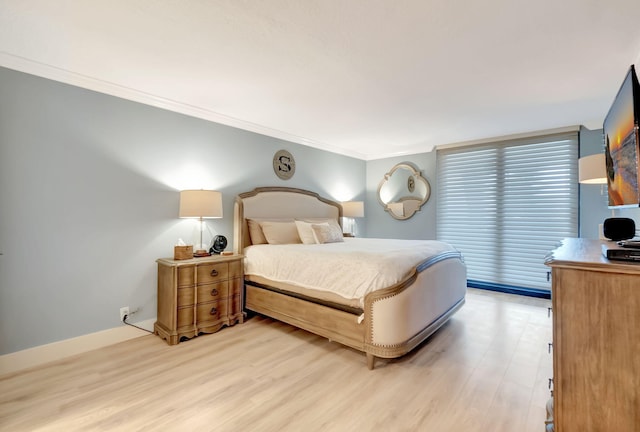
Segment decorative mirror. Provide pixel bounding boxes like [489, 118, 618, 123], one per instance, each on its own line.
[377, 162, 431, 220]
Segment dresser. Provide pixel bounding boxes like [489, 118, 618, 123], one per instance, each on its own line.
[154, 254, 244, 345]
[545, 238, 640, 432]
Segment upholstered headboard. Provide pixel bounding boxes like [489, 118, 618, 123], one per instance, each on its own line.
[233, 187, 342, 253]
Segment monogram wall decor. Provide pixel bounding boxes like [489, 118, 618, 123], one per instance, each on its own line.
[273, 149, 295, 180]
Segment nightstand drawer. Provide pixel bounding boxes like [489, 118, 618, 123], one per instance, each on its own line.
[229, 260, 242, 278]
[177, 306, 194, 328]
[229, 294, 242, 317]
[177, 287, 195, 307]
[197, 281, 228, 302]
[177, 266, 195, 287]
[196, 300, 228, 323]
[197, 262, 229, 284]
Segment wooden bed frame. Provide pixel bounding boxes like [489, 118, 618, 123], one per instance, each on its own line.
[233, 187, 467, 369]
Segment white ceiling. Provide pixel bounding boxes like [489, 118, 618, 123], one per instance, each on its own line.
[1, 1, 640, 160]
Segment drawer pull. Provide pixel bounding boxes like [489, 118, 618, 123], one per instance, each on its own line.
[210, 269, 218, 277]
[211, 288, 219, 296]
[210, 307, 217, 315]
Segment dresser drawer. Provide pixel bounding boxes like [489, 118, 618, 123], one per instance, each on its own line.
[197, 281, 228, 303]
[197, 262, 229, 284]
[177, 266, 195, 287]
[196, 300, 228, 323]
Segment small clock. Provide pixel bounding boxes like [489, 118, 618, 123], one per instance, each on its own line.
[209, 235, 228, 254]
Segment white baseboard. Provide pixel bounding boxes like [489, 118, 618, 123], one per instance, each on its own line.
[0, 319, 156, 376]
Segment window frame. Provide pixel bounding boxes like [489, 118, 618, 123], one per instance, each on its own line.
[436, 132, 579, 297]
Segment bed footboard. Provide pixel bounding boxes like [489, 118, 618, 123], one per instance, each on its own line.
[363, 255, 467, 367]
[244, 254, 466, 370]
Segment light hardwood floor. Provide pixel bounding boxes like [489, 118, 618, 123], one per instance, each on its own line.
[0, 288, 552, 431]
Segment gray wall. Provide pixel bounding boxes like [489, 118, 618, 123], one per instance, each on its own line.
[0, 67, 365, 355]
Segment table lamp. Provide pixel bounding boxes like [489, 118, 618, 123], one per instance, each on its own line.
[578, 153, 607, 184]
[342, 201, 364, 236]
[179, 190, 223, 256]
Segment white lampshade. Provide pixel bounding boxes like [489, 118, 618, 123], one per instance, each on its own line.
[578, 154, 607, 184]
[179, 190, 223, 218]
[342, 201, 364, 218]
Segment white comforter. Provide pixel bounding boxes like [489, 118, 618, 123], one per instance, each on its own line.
[244, 238, 458, 304]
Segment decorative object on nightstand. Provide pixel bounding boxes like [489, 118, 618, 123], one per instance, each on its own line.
[173, 245, 193, 260]
[154, 254, 244, 345]
[209, 234, 228, 254]
[179, 189, 223, 256]
[341, 201, 364, 236]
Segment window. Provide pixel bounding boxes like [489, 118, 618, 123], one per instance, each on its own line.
[436, 133, 579, 295]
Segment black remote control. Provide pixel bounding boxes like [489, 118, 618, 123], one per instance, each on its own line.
[617, 240, 640, 249]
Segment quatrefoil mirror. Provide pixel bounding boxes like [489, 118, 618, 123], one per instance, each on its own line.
[377, 162, 431, 220]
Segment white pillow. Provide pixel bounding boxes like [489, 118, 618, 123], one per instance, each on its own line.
[295, 220, 317, 244]
[299, 218, 342, 233]
[311, 223, 344, 244]
[260, 221, 302, 245]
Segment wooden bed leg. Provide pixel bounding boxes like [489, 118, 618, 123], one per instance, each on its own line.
[366, 353, 376, 370]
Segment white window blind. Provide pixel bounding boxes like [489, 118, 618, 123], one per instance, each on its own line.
[436, 133, 579, 293]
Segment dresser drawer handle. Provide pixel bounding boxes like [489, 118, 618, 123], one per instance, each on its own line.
[210, 269, 218, 277]
[210, 307, 217, 315]
[211, 288, 219, 296]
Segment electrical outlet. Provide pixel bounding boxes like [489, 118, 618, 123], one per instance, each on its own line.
[120, 306, 129, 322]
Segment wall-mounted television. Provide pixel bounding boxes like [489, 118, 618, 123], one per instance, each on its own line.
[604, 65, 640, 208]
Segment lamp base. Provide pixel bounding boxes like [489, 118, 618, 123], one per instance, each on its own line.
[193, 249, 211, 257]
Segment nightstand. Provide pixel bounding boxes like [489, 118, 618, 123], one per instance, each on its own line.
[154, 254, 244, 345]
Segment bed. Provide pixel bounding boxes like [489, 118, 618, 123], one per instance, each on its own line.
[233, 187, 467, 369]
